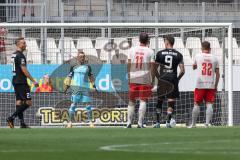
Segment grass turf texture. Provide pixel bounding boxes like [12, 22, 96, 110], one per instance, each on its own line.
[0, 127, 240, 160]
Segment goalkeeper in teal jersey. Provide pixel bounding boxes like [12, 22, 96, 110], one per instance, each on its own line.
[64, 51, 95, 128]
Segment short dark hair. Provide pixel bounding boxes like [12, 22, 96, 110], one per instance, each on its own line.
[202, 41, 211, 50]
[164, 36, 175, 46]
[15, 37, 25, 45]
[139, 32, 149, 44]
[78, 51, 85, 56]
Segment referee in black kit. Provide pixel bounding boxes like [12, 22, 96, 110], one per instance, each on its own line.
[7, 37, 39, 128]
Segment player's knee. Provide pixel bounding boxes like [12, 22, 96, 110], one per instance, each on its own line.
[194, 102, 201, 106]
[139, 100, 146, 104]
[26, 100, 32, 106]
[69, 103, 76, 113]
[16, 100, 22, 106]
[128, 101, 135, 107]
[139, 100, 146, 110]
[206, 103, 213, 110]
[167, 101, 175, 113]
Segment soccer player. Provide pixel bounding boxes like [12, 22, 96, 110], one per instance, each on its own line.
[7, 37, 39, 128]
[189, 41, 220, 128]
[152, 36, 185, 128]
[64, 51, 95, 128]
[126, 32, 154, 128]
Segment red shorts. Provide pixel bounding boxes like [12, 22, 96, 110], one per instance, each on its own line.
[194, 88, 216, 103]
[129, 83, 152, 101]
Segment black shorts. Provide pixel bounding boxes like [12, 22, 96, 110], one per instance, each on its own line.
[13, 84, 31, 101]
[157, 77, 179, 99]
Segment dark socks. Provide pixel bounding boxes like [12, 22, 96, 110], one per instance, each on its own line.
[10, 105, 21, 119]
[19, 104, 29, 124]
[156, 109, 161, 123]
[18, 112, 24, 124]
[10, 104, 29, 123]
[166, 113, 172, 123]
[156, 100, 163, 123]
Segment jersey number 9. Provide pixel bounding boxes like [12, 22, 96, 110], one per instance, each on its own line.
[165, 55, 173, 69]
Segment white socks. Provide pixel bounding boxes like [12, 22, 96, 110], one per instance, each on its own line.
[192, 103, 213, 126]
[206, 103, 213, 125]
[192, 104, 200, 126]
[138, 100, 146, 126]
[127, 101, 135, 125]
[127, 100, 147, 126]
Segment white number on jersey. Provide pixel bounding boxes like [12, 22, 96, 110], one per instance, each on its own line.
[164, 55, 173, 69]
[202, 62, 212, 76]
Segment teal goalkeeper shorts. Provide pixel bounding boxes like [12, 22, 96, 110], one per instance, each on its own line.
[71, 91, 91, 103]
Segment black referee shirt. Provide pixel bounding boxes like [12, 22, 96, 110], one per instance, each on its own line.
[12, 51, 28, 85]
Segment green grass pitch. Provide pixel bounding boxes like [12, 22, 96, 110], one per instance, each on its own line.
[0, 127, 240, 160]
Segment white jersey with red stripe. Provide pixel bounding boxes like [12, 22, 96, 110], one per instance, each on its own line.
[128, 45, 154, 84]
[194, 52, 219, 89]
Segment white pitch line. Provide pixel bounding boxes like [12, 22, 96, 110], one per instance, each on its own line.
[99, 140, 240, 155]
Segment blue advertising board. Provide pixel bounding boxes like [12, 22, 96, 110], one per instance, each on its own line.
[0, 64, 128, 92]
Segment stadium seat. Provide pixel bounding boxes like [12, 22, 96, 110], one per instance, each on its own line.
[176, 48, 192, 65]
[95, 37, 111, 50]
[58, 37, 78, 61]
[100, 49, 115, 62]
[114, 38, 129, 49]
[223, 37, 238, 48]
[205, 37, 221, 49]
[46, 38, 62, 64]
[149, 37, 165, 50]
[77, 37, 94, 49]
[83, 48, 98, 58]
[112, 53, 128, 64]
[186, 37, 201, 49]
[26, 50, 42, 64]
[232, 48, 240, 64]
[191, 48, 202, 59]
[118, 48, 130, 57]
[25, 38, 40, 51]
[211, 48, 223, 56]
[211, 48, 224, 65]
[173, 37, 185, 48]
[131, 37, 140, 47]
[25, 38, 42, 64]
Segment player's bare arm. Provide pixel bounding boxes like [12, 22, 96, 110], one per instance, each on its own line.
[150, 61, 155, 86]
[178, 62, 185, 81]
[151, 62, 160, 83]
[215, 68, 220, 90]
[21, 65, 38, 87]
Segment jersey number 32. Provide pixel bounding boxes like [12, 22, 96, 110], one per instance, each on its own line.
[202, 62, 212, 76]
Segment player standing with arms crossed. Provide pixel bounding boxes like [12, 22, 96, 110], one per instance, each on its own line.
[152, 36, 185, 128]
[126, 32, 154, 128]
[7, 37, 39, 128]
[189, 41, 220, 128]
